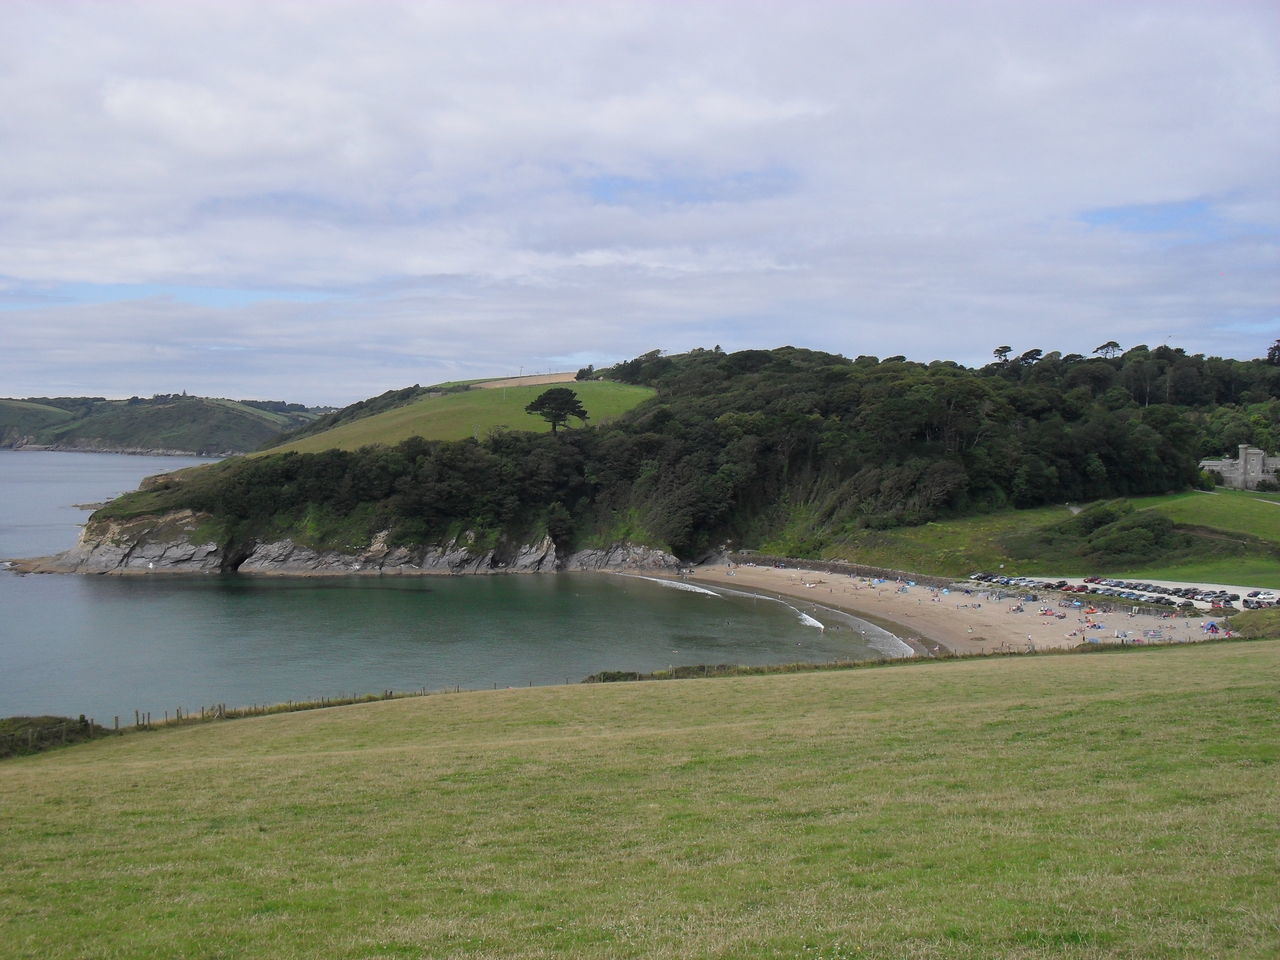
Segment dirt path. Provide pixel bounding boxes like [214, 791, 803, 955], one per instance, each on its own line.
[473, 373, 576, 389]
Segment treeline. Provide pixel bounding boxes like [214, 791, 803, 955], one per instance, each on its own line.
[107, 344, 1280, 562]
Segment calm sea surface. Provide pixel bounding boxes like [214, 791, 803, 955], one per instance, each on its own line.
[0, 450, 908, 720]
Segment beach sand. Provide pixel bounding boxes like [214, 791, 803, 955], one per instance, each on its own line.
[686, 563, 1213, 657]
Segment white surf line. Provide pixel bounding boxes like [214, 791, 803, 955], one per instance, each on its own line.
[704, 582, 917, 655]
[865, 631, 917, 659]
[790, 599, 915, 657]
[619, 574, 724, 597]
[616, 573, 823, 627]
[615, 573, 916, 653]
[672, 578, 823, 628]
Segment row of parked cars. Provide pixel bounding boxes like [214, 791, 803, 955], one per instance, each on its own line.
[967, 573, 1277, 610]
[1081, 577, 1278, 610]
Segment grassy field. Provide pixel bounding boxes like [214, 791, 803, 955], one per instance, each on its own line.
[1129, 488, 1280, 541]
[264, 381, 655, 453]
[0, 398, 74, 433]
[797, 488, 1280, 587]
[3, 641, 1277, 959]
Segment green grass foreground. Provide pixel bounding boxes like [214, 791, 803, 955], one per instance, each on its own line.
[3, 643, 1278, 959]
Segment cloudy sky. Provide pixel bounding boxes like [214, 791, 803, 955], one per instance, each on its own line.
[2, 0, 1277, 405]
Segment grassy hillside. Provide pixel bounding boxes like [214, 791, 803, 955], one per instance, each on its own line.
[3, 641, 1276, 959]
[264, 380, 655, 453]
[769, 487, 1280, 586]
[1130, 488, 1280, 539]
[1, 395, 324, 455]
[0, 398, 73, 436]
[38, 397, 297, 454]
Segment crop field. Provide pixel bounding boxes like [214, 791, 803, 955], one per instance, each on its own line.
[3, 640, 1277, 959]
[264, 380, 655, 454]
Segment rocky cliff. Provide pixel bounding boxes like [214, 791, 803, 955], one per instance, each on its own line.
[34, 511, 679, 576]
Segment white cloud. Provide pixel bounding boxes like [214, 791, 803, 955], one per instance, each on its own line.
[0, 0, 1276, 404]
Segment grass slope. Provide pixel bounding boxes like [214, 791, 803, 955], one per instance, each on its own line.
[265, 380, 655, 453]
[782, 488, 1280, 587]
[3, 642, 1277, 959]
[36, 397, 299, 454]
[0, 398, 73, 436]
[1130, 488, 1280, 540]
[2, 397, 322, 454]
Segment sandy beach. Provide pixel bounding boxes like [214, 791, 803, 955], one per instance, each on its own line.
[686, 562, 1219, 657]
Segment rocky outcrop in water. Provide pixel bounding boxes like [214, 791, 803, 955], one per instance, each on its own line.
[51, 511, 224, 573]
[30, 511, 679, 576]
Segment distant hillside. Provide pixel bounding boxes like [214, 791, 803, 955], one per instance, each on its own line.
[265, 378, 654, 454]
[0, 394, 331, 456]
[0, 399, 74, 444]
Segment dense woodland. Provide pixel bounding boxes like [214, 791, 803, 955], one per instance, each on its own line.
[113, 343, 1280, 562]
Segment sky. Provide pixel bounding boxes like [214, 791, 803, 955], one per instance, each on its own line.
[1, 0, 1277, 406]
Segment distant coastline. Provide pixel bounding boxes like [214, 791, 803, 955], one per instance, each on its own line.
[3, 443, 223, 458]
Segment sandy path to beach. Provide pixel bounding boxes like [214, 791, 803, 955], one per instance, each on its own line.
[686, 563, 1214, 657]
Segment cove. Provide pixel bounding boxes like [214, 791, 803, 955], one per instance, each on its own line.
[0, 450, 905, 721]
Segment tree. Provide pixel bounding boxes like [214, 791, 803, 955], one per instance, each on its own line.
[525, 387, 588, 434]
[1267, 339, 1280, 366]
[1094, 340, 1121, 359]
[993, 346, 1012, 363]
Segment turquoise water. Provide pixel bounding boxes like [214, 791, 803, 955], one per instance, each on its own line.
[0, 451, 906, 720]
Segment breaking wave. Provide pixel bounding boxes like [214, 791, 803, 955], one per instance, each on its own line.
[622, 575, 722, 597]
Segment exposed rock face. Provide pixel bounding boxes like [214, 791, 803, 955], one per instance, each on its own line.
[563, 543, 681, 571]
[42, 512, 679, 576]
[55, 511, 224, 573]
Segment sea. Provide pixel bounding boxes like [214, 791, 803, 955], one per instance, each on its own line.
[0, 450, 909, 722]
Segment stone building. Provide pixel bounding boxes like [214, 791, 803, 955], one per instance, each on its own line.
[1199, 444, 1280, 490]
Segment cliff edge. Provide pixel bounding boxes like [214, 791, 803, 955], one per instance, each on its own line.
[14, 511, 679, 576]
